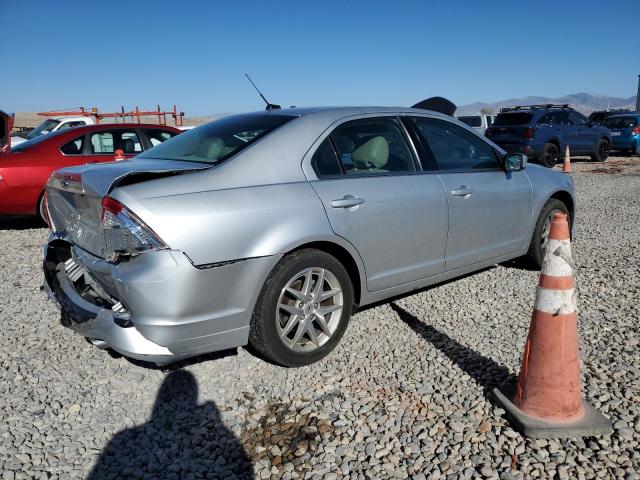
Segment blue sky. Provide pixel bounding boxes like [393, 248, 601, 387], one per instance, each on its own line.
[1, 0, 638, 116]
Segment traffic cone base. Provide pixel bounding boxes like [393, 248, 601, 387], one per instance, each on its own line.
[494, 382, 613, 439]
[493, 213, 611, 438]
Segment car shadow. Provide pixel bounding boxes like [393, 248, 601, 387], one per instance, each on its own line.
[87, 370, 254, 480]
[103, 345, 241, 372]
[499, 257, 539, 271]
[389, 303, 515, 405]
[0, 216, 46, 230]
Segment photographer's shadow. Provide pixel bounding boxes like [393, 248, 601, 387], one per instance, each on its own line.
[88, 370, 253, 480]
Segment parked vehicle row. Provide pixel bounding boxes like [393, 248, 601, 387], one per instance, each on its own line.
[485, 104, 612, 167]
[0, 117, 179, 220]
[41, 105, 575, 367]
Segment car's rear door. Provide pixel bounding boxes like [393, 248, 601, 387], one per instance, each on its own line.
[410, 116, 532, 271]
[309, 116, 448, 292]
[571, 111, 598, 153]
[83, 128, 143, 162]
[552, 111, 579, 153]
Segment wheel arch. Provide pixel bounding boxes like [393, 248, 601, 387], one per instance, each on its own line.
[286, 239, 364, 310]
[549, 190, 575, 235]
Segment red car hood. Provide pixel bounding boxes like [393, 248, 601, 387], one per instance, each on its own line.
[0, 109, 13, 152]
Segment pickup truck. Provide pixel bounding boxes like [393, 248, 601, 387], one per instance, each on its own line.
[11, 116, 96, 146]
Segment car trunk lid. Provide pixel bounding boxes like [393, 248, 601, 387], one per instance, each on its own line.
[45, 158, 209, 257]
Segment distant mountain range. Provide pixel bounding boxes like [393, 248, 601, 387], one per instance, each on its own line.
[458, 92, 637, 115]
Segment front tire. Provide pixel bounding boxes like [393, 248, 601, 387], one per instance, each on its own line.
[591, 139, 610, 162]
[249, 249, 354, 367]
[539, 143, 559, 168]
[527, 199, 570, 268]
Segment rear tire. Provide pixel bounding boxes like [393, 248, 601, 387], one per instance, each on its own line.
[526, 199, 570, 268]
[249, 249, 354, 367]
[591, 139, 610, 162]
[539, 143, 559, 168]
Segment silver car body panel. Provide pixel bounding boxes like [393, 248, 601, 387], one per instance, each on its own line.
[43, 106, 575, 363]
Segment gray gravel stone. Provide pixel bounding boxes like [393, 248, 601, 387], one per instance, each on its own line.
[1, 158, 639, 479]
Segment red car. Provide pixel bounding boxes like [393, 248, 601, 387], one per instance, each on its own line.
[0, 115, 180, 221]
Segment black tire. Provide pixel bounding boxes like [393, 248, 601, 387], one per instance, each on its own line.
[539, 143, 559, 168]
[249, 248, 354, 367]
[526, 199, 570, 268]
[591, 139, 610, 162]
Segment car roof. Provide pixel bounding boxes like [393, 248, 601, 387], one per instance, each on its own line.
[219, 106, 458, 125]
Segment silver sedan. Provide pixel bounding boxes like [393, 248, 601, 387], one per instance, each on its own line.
[43, 106, 574, 366]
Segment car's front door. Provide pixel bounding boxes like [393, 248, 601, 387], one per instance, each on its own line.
[410, 117, 533, 271]
[84, 129, 143, 162]
[308, 116, 448, 292]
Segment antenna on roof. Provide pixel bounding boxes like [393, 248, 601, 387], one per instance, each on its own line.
[244, 74, 281, 110]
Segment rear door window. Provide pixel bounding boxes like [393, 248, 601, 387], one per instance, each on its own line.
[311, 138, 343, 177]
[412, 117, 500, 171]
[145, 129, 177, 147]
[329, 117, 417, 175]
[60, 136, 85, 155]
[553, 112, 573, 126]
[90, 130, 142, 154]
[538, 114, 554, 125]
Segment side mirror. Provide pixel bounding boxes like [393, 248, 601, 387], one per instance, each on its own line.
[504, 153, 527, 171]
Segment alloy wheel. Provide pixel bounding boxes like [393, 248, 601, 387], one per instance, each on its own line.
[276, 267, 343, 353]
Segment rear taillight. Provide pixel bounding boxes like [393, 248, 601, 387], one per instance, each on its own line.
[100, 196, 168, 260]
[523, 128, 536, 139]
[632, 126, 640, 135]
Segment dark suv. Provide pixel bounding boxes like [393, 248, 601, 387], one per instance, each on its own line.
[485, 104, 611, 167]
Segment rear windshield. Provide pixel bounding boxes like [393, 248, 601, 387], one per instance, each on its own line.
[603, 116, 637, 129]
[492, 113, 532, 126]
[138, 113, 295, 164]
[458, 116, 482, 127]
[11, 129, 67, 152]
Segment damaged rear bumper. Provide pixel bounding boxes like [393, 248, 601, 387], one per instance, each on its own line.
[43, 235, 280, 364]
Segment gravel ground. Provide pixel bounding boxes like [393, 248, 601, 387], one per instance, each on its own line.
[1, 157, 639, 480]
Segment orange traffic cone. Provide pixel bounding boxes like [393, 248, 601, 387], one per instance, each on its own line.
[114, 149, 126, 161]
[494, 213, 611, 438]
[563, 145, 571, 173]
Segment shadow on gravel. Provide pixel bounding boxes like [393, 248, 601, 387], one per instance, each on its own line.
[119, 348, 240, 372]
[88, 370, 253, 480]
[0, 216, 46, 230]
[499, 258, 539, 271]
[390, 303, 515, 406]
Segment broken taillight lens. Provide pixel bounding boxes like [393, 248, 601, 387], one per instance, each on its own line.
[100, 196, 168, 260]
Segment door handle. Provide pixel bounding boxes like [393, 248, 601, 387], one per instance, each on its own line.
[450, 186, 474, 197]
[331, 195, 365, 209]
